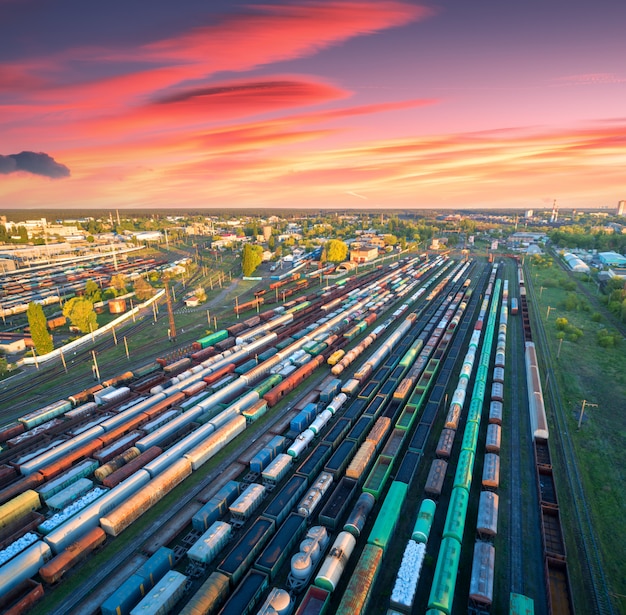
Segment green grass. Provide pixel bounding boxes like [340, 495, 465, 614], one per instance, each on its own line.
[528, 261, 626, 614]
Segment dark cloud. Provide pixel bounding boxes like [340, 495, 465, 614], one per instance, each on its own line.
[156, 80, 314, 105]
[0, 151, 70, 178]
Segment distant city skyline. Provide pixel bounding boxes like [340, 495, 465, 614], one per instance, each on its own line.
[1, 0, 626, 210]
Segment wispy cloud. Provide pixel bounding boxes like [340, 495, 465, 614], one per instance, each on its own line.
[554, 72, 626, 86]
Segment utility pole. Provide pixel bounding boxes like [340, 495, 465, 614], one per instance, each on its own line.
[546, 305, 552, 319]
[165, 281, 176, 341]
[577, 400, 598, 430]
[91, 350, 100, 381]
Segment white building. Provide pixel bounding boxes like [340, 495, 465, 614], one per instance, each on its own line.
[563, 253, 590, 273]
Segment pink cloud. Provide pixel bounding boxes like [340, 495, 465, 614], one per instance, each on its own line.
[554, 73, 626, 86]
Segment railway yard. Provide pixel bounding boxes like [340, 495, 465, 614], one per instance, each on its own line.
[0, 252, 618, 615]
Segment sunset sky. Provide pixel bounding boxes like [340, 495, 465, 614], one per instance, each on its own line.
[1, 0, 626, 210]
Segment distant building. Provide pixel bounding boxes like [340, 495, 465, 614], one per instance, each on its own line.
[562, 253, 590, 273]
[525, 210, 534, 218]
[618, 200, 626, 216]
[132, 231, 163, 242]
[608, 267, 626, 281]
[349, 246, 378, 263]
[598, 252, 626, 268]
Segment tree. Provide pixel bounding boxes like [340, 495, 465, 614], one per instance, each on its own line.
[241, 243, 263, 276]
[322, 239, 348, 263]
[133, 276, 155, 301]
[268, 235, 276, 250]
[63, 297, 98, 334]
[110, 274, 127, 296]
[27, 302, 53, 355]
[0, 357, 9, 377]
[84, 279, 101, 303]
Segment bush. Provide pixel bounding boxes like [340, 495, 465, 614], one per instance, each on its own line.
[597, 328, 620, 348]
[555, 317, 569, 331]
[591, 312, 603, 323]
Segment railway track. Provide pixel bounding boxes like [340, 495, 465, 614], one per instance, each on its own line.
[526, 268, 615, 615]
[507, 275, 524, 596]
[54, 398, 299, 615]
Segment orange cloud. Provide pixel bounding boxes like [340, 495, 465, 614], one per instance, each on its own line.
[1, 2, 429, 115]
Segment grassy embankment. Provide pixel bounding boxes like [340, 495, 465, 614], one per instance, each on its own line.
[528, 260, 626, 614]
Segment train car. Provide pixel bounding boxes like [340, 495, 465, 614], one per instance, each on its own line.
[509, 592, 535, 614]
[427, 536, 461, 614]
[178, 571, 230, 615]
[476, 491, 499, 539]
[525, 342, 549, 440]
[229, 483, 266, 527]
[424, 460, 447, 497]
[254, 513, 306, 581]
[367, 481, 407, 550]
[0, 578, 44, 614]
[218, 569, 268, 615]
[488, 401, 503, 426]
[100, 458, 192, 537]
[485, 424, 502, 454]
[262, 475, 308, 525]
[335, 543, 383, 615]
[129, 570, 187, 615]
[39, 527, 106, 584]
[436, 429, 455, 459]
[314, 531, 356, 592]
[318, 477, 357, 530]
[294, 585, 330, 615]
[216, 516, 275, 586]
[0, 540, 51, 596]
[390, 540, 427, 613]
[468, 541, 496, 610]
[482, 453, 501, 491]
